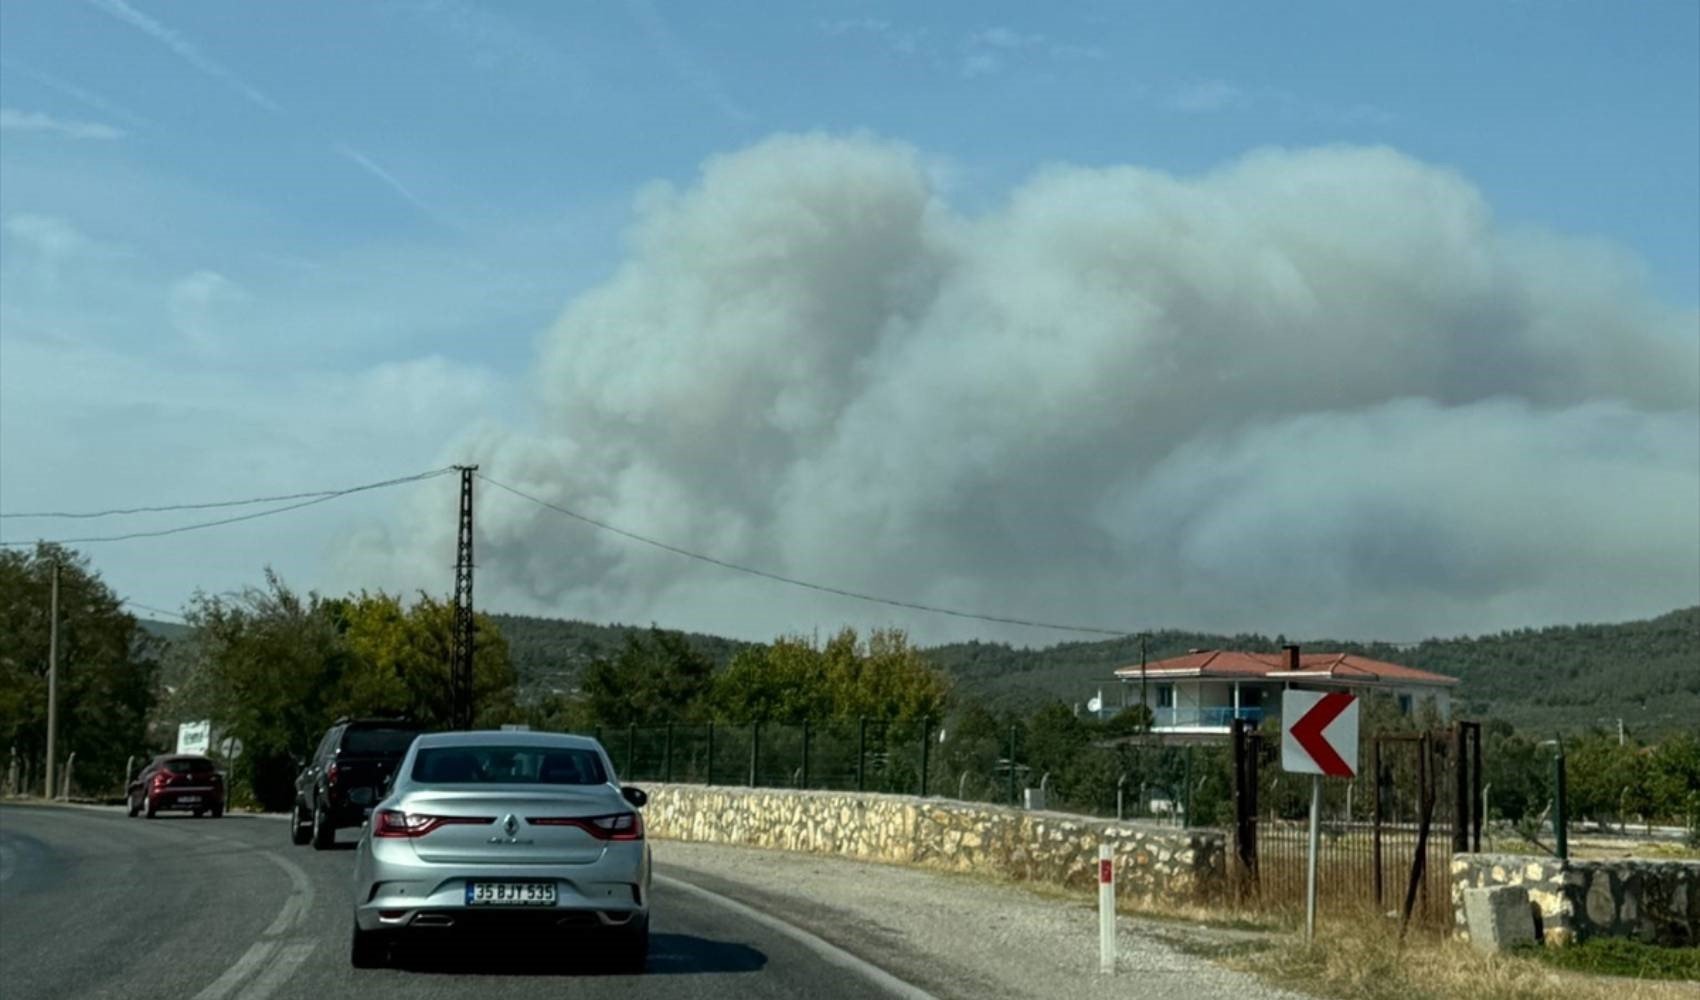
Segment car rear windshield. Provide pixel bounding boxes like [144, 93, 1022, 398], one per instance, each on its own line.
[164, 757, 216, 774]
[412, 746, 607, 785]
[340, 727, 419, 755]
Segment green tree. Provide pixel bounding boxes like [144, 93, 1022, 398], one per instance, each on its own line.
[709, 627, 948, 724]
[0, 544, 160, 796]
[581, 627, 716, 725]
[330, 592, 516, 728]
[175, 574, 519, 808]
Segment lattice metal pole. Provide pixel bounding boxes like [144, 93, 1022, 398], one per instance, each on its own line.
[450, 465, 478, 730]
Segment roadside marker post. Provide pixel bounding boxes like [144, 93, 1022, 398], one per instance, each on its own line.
[1280, 690, 1360, 942]
[1098, 843, 1115, 974]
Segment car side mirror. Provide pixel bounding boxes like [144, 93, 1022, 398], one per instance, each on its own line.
[621, 786, 648, 809]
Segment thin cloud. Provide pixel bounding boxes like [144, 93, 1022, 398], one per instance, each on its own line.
[0, 108, 125, 140]
[83, 0, 280, 112]
[624, 0, 752, 123]
[0, 58, 151, 127]
[823, 19, 1103, 79]
[1165, 80, 1249, 114]
[1164, 78, 1393, 125]
[335, 144, 438, 219]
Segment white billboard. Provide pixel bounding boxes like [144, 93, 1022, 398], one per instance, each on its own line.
[176, 720, 211, 755]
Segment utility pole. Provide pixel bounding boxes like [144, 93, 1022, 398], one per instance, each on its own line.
[1138, 633, 1149, 728]
[450, 466, 478, 730]
[45, 561, 59, 799]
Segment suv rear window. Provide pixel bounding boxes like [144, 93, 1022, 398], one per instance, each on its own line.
[164, 757, 216, 774]
[412, 746, 607, 785]
[342, 727, 419, 755]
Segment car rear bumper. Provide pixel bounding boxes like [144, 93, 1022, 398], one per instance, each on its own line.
[353, 846, 650, 933]
[150, 789, 222, 810]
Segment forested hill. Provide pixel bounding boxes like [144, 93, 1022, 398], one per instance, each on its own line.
[487, 614, 752, 696]
[139, 605, 1698, 736]
[924, 607, 1700, 735]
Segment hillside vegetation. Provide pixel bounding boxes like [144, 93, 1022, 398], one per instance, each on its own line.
[925, 607, 1700, 736]
[142, 606, 1699, 736]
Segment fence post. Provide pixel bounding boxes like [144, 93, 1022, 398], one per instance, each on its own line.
[705, 722, 715, 786]
[1372, 737, 1384, 908]
[749, 722, 761, 788]
[1470, 723, 1484, 852]
[1007, 726, 1019, 806]
[1400, 732, 1437, 936]
[1182, 746, 1193, 828]
[664, 723, 674, 783]
[1116, 773, 1127, 821]
[626, 724, 637, 780]
[61, 752, 76, 800]
[1451, 723, 1469, 855]
[1552, 736, 1568, 862]
[918, 717, 930, 797]
[801, 720, 811, 789]
[856, 717, 867, 792]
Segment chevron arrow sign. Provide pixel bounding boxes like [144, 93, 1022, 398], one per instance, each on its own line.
[1281, 690, 1359, 778]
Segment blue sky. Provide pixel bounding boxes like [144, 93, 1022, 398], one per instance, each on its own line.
[2, 1, 1697, 642]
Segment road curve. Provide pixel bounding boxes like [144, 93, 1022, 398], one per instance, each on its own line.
[0, 804, 929, 1000]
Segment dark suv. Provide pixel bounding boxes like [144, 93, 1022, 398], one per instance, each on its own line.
[292, 718, 421, 849]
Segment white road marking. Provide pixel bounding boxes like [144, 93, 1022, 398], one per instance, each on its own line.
[656, 873, 938, 1000]
[192, 942, 278, 1000]
[240, 942, 317, 1000]
[259, 850, 315, 937]
[191, 847, 317, 1000]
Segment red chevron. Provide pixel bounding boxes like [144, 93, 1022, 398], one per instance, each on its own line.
[1291, 692, 1355, 777]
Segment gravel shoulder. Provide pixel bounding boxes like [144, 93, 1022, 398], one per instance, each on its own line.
[654, 838, 1311, 1000]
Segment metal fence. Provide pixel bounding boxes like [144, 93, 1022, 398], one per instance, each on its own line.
[591, 721, 1234, 832]
[595, 720, 964, 798]
[1230, 722, 1483, 933]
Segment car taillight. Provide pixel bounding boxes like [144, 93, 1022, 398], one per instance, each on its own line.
[372, 809, 493, 838]
[325, 763, 340, 787]
[529, 812, 643, 841]
[150, 772, 169, 788]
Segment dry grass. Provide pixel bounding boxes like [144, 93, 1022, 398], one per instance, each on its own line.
[1233, 909, 1698, 1000]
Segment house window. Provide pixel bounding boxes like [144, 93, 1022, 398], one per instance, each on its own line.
[1156, 684, 1174, 708]
[1397, 693, 1413, 715]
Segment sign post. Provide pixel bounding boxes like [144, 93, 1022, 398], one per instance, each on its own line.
[1098, 843, 1115, 974]
[1281, 690, 1359, 941]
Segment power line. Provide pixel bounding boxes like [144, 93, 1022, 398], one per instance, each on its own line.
[0, 468, 454, 547]
[478, 473, 1141, 639]
[124, 599, 185, 621]
[2, 469, 452, 519]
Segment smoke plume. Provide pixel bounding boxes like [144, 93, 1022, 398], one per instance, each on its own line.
[343, 134, 1700, 644]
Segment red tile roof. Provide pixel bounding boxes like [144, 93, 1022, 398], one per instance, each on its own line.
[1111, 650, 1458, 686]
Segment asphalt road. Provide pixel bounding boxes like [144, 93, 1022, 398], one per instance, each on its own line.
[0, 804, 929, 1000]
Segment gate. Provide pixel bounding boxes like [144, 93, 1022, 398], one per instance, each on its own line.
[1231, 719, 1482, 932]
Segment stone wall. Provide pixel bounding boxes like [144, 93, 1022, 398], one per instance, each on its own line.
[1451, 854, 1699, 947]
[644, 783, 1227, 904]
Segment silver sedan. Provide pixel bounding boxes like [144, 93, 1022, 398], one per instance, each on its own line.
[350, 730, 651, 970]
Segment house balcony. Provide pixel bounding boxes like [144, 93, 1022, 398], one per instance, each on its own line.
[1150, 706, 1266, 732]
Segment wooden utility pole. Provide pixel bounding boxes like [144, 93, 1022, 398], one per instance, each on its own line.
[450, 466, 478, 730]
[1138, 633, 1149, 726]
[45, 562, 59, 799]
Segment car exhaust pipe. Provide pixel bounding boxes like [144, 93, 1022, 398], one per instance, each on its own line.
[411, 913, 455, 928]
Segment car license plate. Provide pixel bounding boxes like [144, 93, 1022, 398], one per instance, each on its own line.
[466, 882, 556, 906]
[178, 795, 201, 804]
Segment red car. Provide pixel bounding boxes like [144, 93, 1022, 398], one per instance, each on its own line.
[127, 755, 225, 818]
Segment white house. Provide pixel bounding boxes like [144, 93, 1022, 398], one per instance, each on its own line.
[1113, 644, 1458, 736]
